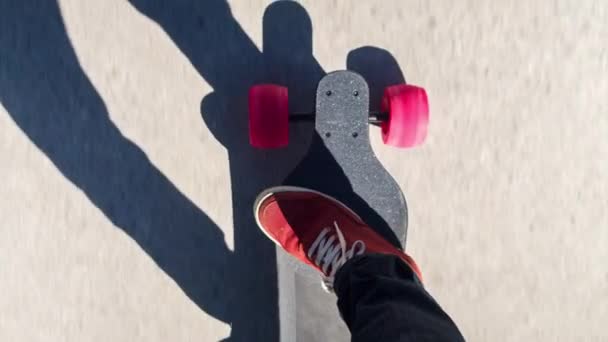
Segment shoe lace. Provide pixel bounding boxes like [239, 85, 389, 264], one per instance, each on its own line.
[307, 221, 366, 292]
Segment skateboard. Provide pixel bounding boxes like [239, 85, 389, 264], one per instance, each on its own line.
[249, 70, 428, 341]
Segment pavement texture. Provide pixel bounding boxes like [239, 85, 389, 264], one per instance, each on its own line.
[1, 0, 607, 341]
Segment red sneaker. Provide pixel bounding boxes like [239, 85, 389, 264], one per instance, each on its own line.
[254, 186, 422, 291]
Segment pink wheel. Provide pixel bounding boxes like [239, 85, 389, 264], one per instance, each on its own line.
[249, 84, 289, 148]
[381, 84, 429, 148]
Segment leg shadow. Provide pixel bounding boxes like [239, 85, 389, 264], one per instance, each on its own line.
[127, 0, 325, 339]
[129, 0, 325, 339]
[1, 0, 230, 339]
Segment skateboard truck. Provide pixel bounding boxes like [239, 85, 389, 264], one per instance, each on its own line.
[287, 111, 387, 126]
[248, 70, 429, 149]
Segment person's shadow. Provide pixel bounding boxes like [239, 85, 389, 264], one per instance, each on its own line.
[0, 0, 406, 340]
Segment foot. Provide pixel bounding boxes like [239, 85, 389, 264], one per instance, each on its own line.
[254, 186, 422, 291]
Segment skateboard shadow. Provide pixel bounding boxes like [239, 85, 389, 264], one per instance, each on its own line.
[0, 0, 408, 340]
[347, 46, 407, 111]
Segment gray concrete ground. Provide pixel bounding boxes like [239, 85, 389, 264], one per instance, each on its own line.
[1, 0, 607, 341]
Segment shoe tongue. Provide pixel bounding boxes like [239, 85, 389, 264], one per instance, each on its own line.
[303, 219, 334, 246]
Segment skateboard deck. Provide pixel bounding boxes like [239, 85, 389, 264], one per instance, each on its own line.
[278, 71, 408, 341]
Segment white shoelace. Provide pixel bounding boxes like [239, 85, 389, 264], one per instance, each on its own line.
[307, 221, 366, 292]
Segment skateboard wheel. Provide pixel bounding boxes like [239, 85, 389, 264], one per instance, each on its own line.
[249, 84, 289, 148]
[381, 84, 429, 148]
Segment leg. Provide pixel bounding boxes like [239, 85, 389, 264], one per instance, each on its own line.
[253, 186, 464, 341]
[335, 254, 465, 342]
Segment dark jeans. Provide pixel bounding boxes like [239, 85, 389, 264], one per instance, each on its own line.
[334, 254, 465, 342]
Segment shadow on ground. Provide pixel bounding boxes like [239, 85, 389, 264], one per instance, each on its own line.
[0, 0, 406, 340]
